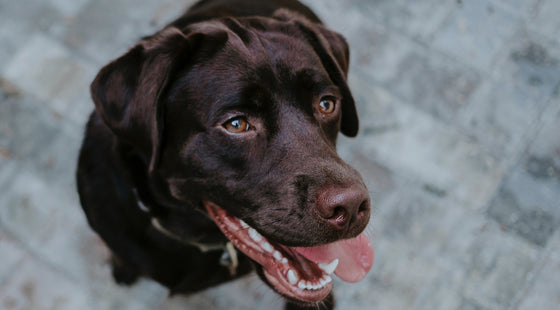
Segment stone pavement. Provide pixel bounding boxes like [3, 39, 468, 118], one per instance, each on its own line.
[0, 0, 559, 309]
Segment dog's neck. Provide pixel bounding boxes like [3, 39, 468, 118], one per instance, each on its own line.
[131, 187, 240, 276]
[118, 145, 240, 274]
[130, 187, 221, 250]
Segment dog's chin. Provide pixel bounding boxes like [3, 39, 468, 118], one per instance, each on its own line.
[204, 201, 374, 304]
[253, 264, 331, 307]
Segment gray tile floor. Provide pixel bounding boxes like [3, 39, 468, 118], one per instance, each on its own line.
[1, 0, 559, 309]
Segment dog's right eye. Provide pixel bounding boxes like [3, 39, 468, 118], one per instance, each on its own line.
[223, 117, 250, 133]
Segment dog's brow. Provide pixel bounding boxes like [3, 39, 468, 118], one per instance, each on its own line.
[217, 100, 262, 114]
[214, 90, 268, 116]
[318, 84, 342, 97]
[296, 68, 340, 95]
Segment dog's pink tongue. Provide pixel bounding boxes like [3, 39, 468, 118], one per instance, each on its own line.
[293, 233, 374, 283]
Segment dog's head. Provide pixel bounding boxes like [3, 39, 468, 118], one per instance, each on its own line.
[91, 10, 373, 304]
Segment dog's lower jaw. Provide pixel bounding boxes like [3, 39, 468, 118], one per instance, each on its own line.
[285, 292, 335, 310]
[255, 266, 335, 310]
[205, 202, 335, 303]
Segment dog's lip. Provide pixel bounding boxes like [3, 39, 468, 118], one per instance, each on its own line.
[204, 202, 333, 303]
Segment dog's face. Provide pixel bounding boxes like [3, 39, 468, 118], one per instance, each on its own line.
[91, 11, 373, 304]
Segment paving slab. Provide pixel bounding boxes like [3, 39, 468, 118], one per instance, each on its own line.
[0, 0, 63, 69]
[0, 232, 27, 286]
[493, 0, 540, 18]
[50, 0, 196, 64]
[516, 230, 560, 310]
[303, 0, 453, 41]
[450, 28, 559, 163]
[0, 169, 86, 273]
[0, 258, 93, 310]
[530, 0, 560, 42]
[46, 0, 91, 17]
[349, 27, 417, 88]
[2, 34, 97, 126]
[383, 48, 481, 123]
[349, 79, 504, 211]
[432, 0, 521, 72]
[0, 96, 62, 169]
[462, 224, 540, 310]
[487, 99, 560, 247]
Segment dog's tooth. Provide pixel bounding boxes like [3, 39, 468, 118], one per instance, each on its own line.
[239, 220, 249, 229]
[324, 275, 332, 284]
[248, 228, 262, 242]
[297, 281, 306, 290]
[318, 258, 339, 275]
[281, 257, 288, 264]
[273, 251, 283, 261]
[287, 269, 299, 285]
[307, 282, 315, 290]
[261, 241, 273, 252]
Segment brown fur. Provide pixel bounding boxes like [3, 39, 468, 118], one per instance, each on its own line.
[77, 1, 369, 309]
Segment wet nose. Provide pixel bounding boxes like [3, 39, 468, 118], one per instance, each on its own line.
[314, 184, 370, 230]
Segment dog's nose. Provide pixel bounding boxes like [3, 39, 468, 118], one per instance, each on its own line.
[314, 185, 370, 230]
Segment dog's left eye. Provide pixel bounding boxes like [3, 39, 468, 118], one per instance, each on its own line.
[319, 97, 336, 114]
[224, 117, 250, 133]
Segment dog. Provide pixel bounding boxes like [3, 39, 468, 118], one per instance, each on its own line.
[76, 0, 373, 309]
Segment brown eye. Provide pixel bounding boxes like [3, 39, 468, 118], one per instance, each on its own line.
[319, 98, 336, 114]
[224, 117, 250, 133]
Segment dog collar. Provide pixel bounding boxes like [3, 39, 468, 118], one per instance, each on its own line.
[133, 188, 239, 276]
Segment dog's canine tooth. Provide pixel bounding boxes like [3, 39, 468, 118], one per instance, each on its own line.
[287, 269, 298, 285]
[262, 241, 273, 252]
[239, 220, 249, 229]
[273, 251, 282, 261]
[248, 228, 262, 242]
[318, 258, 339, 275]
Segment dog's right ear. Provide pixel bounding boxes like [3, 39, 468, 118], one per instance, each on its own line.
[90, 27, 227, 173]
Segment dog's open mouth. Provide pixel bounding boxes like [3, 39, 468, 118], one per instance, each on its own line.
[205, 202, 374, 303]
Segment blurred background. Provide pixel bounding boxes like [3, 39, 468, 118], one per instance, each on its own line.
[0, 0, 559, 309]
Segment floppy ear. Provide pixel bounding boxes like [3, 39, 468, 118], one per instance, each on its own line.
[308, 25, 359, 137]
[274, 9, 359, 137]
[316, 27, 350, 76]
[90, 27, 226, 173]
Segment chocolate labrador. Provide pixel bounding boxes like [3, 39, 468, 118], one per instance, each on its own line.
[76, 0, 373, 309]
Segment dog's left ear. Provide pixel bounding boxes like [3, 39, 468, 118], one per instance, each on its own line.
[310, 25, 359, 137]
[316, 26, 350, 76]
[274, 9, 359, 137]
